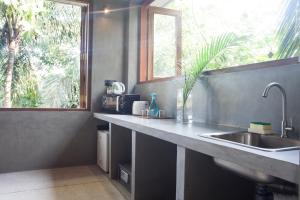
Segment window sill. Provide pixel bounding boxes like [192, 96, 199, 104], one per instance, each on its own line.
[203, 57, 299, 76]
[138, 57, 299, 84]
[138, 76, 181, 84]
[0, 108, 90, 112]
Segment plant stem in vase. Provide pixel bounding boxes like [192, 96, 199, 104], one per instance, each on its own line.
[177, 88, 192, 123]
[177, 33, 241, 123]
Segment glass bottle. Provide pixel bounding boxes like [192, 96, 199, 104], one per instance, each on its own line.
[148, 93, 159, 118]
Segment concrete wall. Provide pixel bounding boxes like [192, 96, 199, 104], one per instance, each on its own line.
[123, 1, 140, 93]
[0, 0, 131, 173]
[135, 78, 182, 119]
[134, 63, 300, 139]
[91, 0, 129, 111]
[0, 112, 96, 172]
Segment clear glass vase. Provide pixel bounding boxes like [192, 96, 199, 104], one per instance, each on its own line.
[176, 89, 193, 123]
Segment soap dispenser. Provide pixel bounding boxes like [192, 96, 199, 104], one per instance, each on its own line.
[149, 93, 159, 118]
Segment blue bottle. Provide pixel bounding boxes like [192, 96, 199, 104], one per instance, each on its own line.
[149, 93, 159, 118]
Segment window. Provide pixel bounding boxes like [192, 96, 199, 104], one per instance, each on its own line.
[140, 5, 182, 82]
[0, 0, 89, 109]
[140, 0, 300, 81]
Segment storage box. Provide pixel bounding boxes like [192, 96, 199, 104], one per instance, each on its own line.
[118, 163, 131, 191]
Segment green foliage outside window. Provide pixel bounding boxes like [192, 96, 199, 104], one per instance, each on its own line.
[156, 0, 299, 76]
[0, 0, 83, 108]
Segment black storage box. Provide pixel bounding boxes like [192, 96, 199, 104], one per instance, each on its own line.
[118, 163, 131, 191]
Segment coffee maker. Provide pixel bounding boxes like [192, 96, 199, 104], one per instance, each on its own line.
[101, 80, 140, 114]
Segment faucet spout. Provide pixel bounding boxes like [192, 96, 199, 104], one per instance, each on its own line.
[262, 82, 292, 138]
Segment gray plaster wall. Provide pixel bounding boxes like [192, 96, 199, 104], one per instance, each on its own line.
[0, 112, 96, 172]
[135, 78, 181, 118]
[134, 63, 300, 138]
[91, 1, 129, 111]
[123, 1, 140, 93]
[0, 0, 131, 173]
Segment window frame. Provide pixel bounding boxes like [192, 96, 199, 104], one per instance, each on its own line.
[139, 0, 299, 84]
[0, 0, 91, 111]
[140, 4, 182, 82]
[79, 3, 90, 110]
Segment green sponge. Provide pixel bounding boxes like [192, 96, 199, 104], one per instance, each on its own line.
[248, 122, 273, 134]
[251, 122, 271, 126]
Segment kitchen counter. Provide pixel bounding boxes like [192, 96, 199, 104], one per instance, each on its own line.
[94, 113, 299, 184]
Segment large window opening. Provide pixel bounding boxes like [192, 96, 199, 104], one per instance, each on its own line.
[147, 7, 182, 79]
[0, 0, 89, 109]
[140, 0, 300, 82]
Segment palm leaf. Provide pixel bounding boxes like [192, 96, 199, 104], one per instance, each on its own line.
[183, 33, 242, 105]
[276, 0, 300, 59]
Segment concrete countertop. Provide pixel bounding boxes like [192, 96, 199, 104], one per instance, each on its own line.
[94, 113, 299, 184]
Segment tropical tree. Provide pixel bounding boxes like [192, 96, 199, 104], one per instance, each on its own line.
[0, 0, 81, 108]
[0, 0, 44, 107]
[11, 44, 41, 107]
[36, 1, 81, 108]
[276, 0, 300, 58]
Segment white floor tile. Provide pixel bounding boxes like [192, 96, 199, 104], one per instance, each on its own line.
[0, 166, 124, 200]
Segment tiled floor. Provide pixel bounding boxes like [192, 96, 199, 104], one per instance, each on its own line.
[0, 166, 125, 200]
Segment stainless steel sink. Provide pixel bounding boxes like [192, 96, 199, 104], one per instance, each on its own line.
[202, 132, 300, 183]
[205, 132, 300, 152]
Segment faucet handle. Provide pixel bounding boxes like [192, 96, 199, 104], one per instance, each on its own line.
[285, 118, 294, 132]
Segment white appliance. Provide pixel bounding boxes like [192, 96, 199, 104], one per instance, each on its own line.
[97, 130, 109, 172]
[132, 101, 149, 115]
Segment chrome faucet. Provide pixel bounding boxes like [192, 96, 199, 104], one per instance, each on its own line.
[262, 82, 293, 138]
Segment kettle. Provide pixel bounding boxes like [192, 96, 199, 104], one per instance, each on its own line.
[112, 82, 125, 95]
